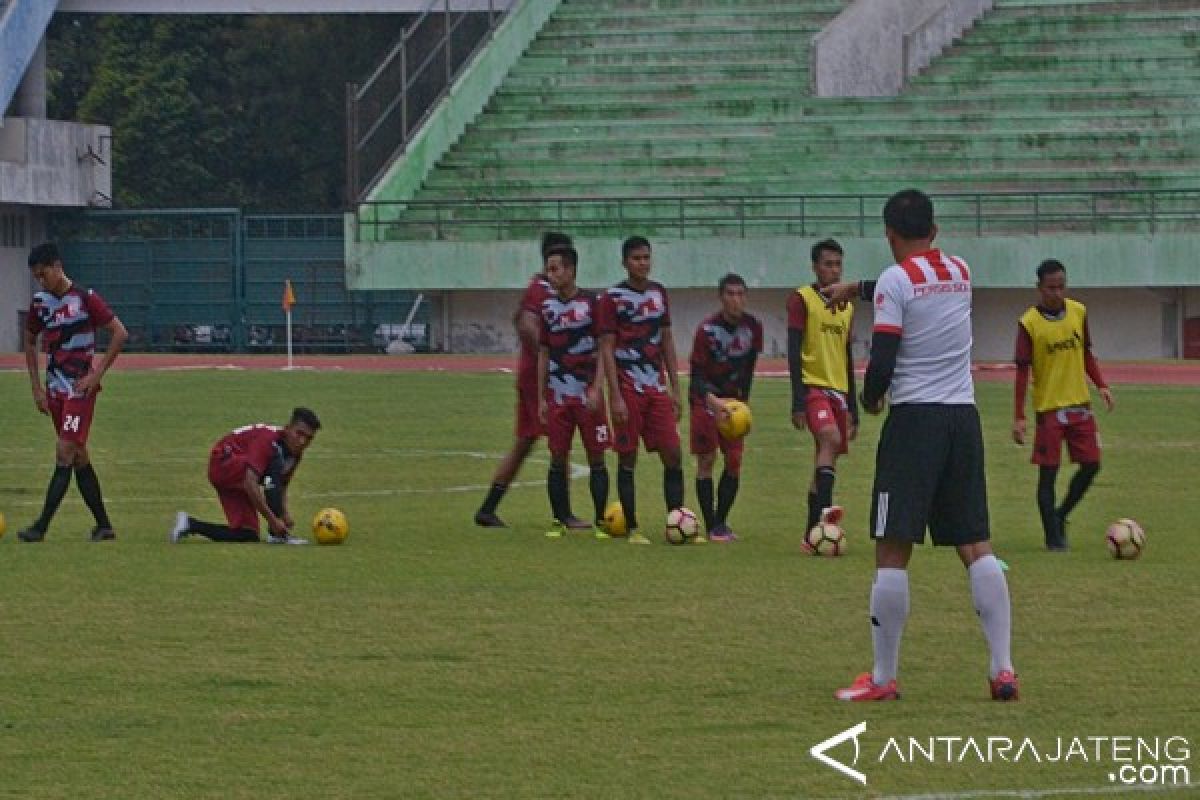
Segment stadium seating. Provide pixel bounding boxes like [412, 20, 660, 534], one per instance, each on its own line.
[366, 0, 1200, 239]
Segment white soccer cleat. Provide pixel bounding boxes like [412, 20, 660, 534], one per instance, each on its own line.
[819, 505, 844, 527]
[267, 534, 309, 545]
[169, 511, 189, 543]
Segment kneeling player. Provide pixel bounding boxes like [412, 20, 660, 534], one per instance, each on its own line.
[537, 245, 611, 538]
[689, 273, 762, 541]
[170, 408, 320, 544]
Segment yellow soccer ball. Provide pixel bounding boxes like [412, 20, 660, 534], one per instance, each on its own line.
[603, 501, 627, 537]
[717, 400, 753, 440]
[312, 508, 349, 545]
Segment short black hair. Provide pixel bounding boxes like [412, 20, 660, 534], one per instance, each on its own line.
[540, 232, 573, 259]
[717, 272, 746, 294]
[290, 407, 321, 431]
[882, 189, 934, 240]
[545, 245, 578, 271]
[622, 235, 651, 260]
[28, 242, 61, 268]
[811, 238, 843, 264]
[1036, 259, 1067, 283]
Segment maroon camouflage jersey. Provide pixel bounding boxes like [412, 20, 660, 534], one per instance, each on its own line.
[214, 424, 302, 484]
[516, 273, 554, 390]
[26, 285, 114, 396]
[539, 290, 600, 405]
[596, 280, 672, 395]
[689, 312, 764, 406]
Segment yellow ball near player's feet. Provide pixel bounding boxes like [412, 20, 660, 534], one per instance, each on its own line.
[603, 502, 627, 537]
[717, 400, 753, 440]
[312, 508, 349, 545]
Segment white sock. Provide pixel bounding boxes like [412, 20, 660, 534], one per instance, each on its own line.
[969, 554, 1013, 678]
[870, 568, 909, 685]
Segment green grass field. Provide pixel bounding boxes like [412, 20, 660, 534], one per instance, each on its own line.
[0, 369, 1196, 799]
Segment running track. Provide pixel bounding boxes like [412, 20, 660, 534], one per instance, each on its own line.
[2, 353, 1199, 384]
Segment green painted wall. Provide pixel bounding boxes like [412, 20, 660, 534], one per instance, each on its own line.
[346, 233, 1200, 291]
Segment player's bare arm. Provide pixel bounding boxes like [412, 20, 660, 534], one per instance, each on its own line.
[600, 333, 626, 425]
[22, 326, 48, 414]
[586, 356, 605, 414]
[242, 468, 288, 536]
[74, 316, 128, 396]
[516, 308, 541, 352]
[536, 345, 551, 425]
[661, 326, 682, 419]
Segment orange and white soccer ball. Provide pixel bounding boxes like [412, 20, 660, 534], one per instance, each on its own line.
[664, 507, 699, 545]
[312, 508, 349, 545]
[1105, 518, 1145, 560]
[803, 522, 846, 557]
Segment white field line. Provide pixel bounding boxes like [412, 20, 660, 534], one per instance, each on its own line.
[870, 782, 1199, 800]
[0, 449, 588, 506]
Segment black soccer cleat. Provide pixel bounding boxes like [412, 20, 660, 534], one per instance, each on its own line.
[474, 511, 507, 528]
[89, 526, 116, 542]
[17, 526, 46, 542]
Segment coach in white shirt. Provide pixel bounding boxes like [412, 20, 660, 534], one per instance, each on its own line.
[826, 189, 1018, 703]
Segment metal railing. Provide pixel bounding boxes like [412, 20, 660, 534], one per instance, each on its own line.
[346, 0, 508, 204]
[355, 188, 1200, 241]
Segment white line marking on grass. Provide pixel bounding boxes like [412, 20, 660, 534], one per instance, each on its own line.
[0, 449, 588, 505]
[875, 782, 1199, 800]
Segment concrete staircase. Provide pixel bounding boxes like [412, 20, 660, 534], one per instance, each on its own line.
[378, 0, 1200, 238]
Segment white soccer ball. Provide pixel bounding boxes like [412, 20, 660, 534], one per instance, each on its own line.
[803, 523, 846, 557]
[1105, 518, 1145, 560]
[664, 507, 699, 545]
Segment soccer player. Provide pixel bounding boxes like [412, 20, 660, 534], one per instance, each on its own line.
[689, 273, 763, 542]
[828, 189, 1017, 702]
[536, 245, 612, 538]
[1012, 259, 1114, 551]
[170, 408, 321, 544]
[787, 238, 859, 537]
[598, 236, 685, 545]
[475, 232, 573, 528]
[19, 242, 128, 542]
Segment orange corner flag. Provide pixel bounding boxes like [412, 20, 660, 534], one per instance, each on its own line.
[282, 280, 296, 312]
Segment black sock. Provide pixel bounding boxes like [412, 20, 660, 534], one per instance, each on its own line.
[1037, 466, 1059, 542]
[75, 464, 112, 530]
[187, 517, 259, 543]
[814, 466, 836, 516]
[589, 464, 609, 523]
[806, 489, 820, 532]
[695, 476, 715, 532]
[1058, 462, 1099, 520]
[479, 483, 507, 516]
[716, 471, 739, 525]
[34, 465, 73, 532]
[547, 465, 570, 522]
[618, 466, 638, 530]
[664, 466, 684, 511]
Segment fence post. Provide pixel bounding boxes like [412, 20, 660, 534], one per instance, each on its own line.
[232, 210, 246, 352]
[345, 82, 359, 207]
[401, 37, 409, 148]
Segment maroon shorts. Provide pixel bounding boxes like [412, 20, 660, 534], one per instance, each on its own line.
[805, 388, 850, 456]
[1033, 407, 1100, 467]
[613, 388, 680, 455]
[515, 380, 545, 440]
[207, 444, 261, 533]
[689, 403, 745, 472]
[47, 390, 99, 446]
[546, 400, 611, 457]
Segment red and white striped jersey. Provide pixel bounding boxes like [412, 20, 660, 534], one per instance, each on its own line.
[873, 249, 975, 405]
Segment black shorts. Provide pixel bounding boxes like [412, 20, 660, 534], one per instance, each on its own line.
[869, 404, 990, 546]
